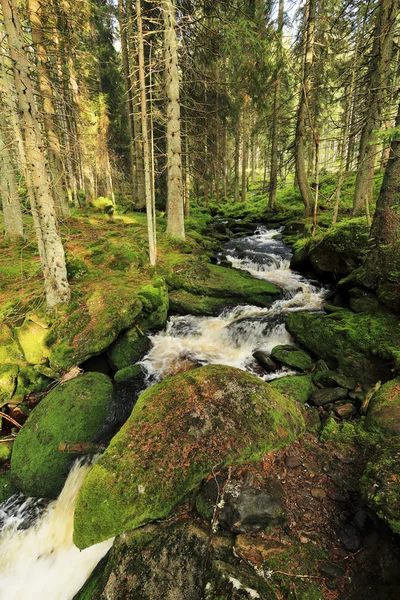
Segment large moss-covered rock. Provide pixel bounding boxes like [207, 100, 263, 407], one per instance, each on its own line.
[270, 374, 316, 405]
[169, 290, 238, 316]
[0, 364, 19, 406]
[286, 309, 400, 385]
[291, 220, 369, 280]
[313, 370, 356, 390]
[170, 261, 281, 308]
[365, 378, 400, 437]
[361, 443, 400, 535]
[15, 314, 51, 365]
[271, 344, 313, 372]
[73, 365, 304, 548]
[0, 324, 24, 365]
[137, 278, 169, 330]
[12, 366, 53, 403]
[11, 373, 114, 499]
[107, 326, 151, 371]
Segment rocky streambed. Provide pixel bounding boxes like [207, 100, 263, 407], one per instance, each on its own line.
[0, 224, 400, 599]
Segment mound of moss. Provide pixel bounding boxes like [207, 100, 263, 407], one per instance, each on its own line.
[0, 471, 17, 504]
[11, 372, 114, 499]
[365, 377, 400, 437]
[270, 374, 316, 405]
[73, 364, 304, 549]
[271, 345, 313, 372]
[107, 326, 151, 371]
[0, 364, 19, 405]
[286, 308, 400, 385]
[169, 290, 238, 316]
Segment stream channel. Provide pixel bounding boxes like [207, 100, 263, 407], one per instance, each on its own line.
[0, 225, 327, 600]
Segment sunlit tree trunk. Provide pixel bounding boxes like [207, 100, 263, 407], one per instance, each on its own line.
[269, 0, 284, 210]
[234, 120, 240, 202]
[0, 127, 24, 240]
[163, 0, 185, 239]
[1, 0, 70, 308]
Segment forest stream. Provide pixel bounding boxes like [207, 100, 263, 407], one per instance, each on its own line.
[0, 226, 329, 600]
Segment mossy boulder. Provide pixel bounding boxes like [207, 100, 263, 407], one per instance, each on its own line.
[0, 324, 24, 365]
[107, 326, 151, 371]
[361, 443, 400, 535]
[11, 372, 114, 499]
[137, 278, 169, 330]
[365, 377, 400, 437]
[291, 220, 369, 280]
[271, 345, 313, 372]
[0, 364, 19, 406]
[14, 313, 51, 365]
[0, 471, 17, 504]
[73, 364, 304, 548]
[170, 261, 281, 308]
[90, 196, 114, 215]
[286, 309, 400, 385]
[313, 370, 356, 390]
[169, 290, 238, 316]
[270, 374, 316, 405]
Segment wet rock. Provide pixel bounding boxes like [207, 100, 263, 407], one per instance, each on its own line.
[107, 326, 151, 372]
[335, 403, 356, 419]
[252, 351, 277, 373]
[271, 344, 313, 372]
[313, 370, 356, 390]
[318, 561, 346, 579]
[73, 365, 304, 549]
[310, 387, 348, 407]
[315, 359, 329, 373]
[338, 524, 362, 552]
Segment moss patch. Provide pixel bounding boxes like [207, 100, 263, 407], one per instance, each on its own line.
[271, 345, 313, 372]
[0, 364, 19, 406]
[15, 314, 51, 365]
[0, 471, 17, 504]
[107, 326, 151, 371]
[73, 365, 304, 549]
[286, 308, 400, 385]
[169, 290, 238, 316]
[11, 372, 114, 499]
[365, 377, 400, 437]
[270, 374, 316, 405]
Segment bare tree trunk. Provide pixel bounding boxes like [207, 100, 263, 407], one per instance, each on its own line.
[163, 0, 185, 239]
[234, 121, 240, 202]
[269, 0, 284, 210]
[136, 0, 156, 265]
[1, 0, 70, 308]
[295, 0, 316, 215]
[0, 127, 24, 240]
[241, 97, 249, 203]
[353, 0, 399, 216]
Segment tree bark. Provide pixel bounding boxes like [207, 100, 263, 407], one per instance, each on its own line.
[269, 0, 284, 210]
[0, 127, 24, 240]
[295, 0, 316, 215]
[353, 0, 399, 216]
[163, 0, 185, 239]
[1, 0, 70, 308]
[241, 97, 249, 203]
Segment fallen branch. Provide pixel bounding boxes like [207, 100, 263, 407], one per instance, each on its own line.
[360, 381, 381, 415]
[0, 412, 22, 429]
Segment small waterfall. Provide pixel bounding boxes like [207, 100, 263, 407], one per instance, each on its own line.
[141, 227, 327, 382]
[0, 461, 113, 600]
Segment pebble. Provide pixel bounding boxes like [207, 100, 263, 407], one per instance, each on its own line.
[286, 455, 302, 469]
[311, 487, 327, 500]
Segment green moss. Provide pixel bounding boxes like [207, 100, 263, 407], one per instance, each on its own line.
[66, 255, 88, 280]
[113, 363, 144, 384]
[286, 308, 400, 385]
[90, 196, 114, 214]
[269, 374, 316, 404]
[169, 290, 238, 316]
[137, 278, 169, 330]
[0, 471, 17, 504]
[270, 345, 313, 372]
[11, 372, 114, 499]
[73, 365, 304, 549]
[0, 364, 19, 405]
[13, 366, 52, 403]
[364, 377, 400, 437]
[14, 314, 51, 365]
[107, 327, 151, 371]
[0, 324, 24, 365]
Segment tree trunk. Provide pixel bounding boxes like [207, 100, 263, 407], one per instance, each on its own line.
[0, 127, 24, 240]
[269, 0, 284, 210]
[241, 97, 249, 203]
[353, 0, 399, 216]
[163, 0, 185, 239]
[295, 0, 316, 215]
[136, 0, 156, 265]
[234, 121, 240, 202]
[1, 0, 70, 308]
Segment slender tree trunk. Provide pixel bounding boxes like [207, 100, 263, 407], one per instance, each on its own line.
[0, 127, 24, 240]
[184, 130, 190, 219]
[163, 0, 185, 239]
[234, 121, 240, 202]
[241, 97, 249, 203]
[136, 0, 156, 265]
[27, 0, 69, 219]
[353, 0, 399, 216]
[1, 0, 70, 307]
[269, 0, 284, 210]
[295, 0, 316, 215]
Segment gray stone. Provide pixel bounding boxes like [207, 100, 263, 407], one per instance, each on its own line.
[310, 387, 348, 407]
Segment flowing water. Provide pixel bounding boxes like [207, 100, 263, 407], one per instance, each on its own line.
[141, 227, 327, 382]
[0, 225, 326, 599]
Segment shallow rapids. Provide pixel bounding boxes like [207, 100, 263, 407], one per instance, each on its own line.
[0, 461, 113, 600]
[142, 227, 327, 381]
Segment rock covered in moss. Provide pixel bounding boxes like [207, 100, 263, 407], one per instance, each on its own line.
[270, 374, 316, 405]
[0, 471, 17, 504]
[0, 364, 19, 405]
[73, 365, 304, 549]
[365, 377, 400, 437]
[286, 309, 400, 385]
[169, 290, 237, 316]
[11, 373, 114, 499]
[107, 326, 151, 371]
[13, 366, 52, 403]
[15, 314, 51, 365]
[313, 370, 356, 390]
[361, 443, 400, 535]
[271, 345, 313, 372]
[137, 278, 169, 330]
[0, 324, 23, 365]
